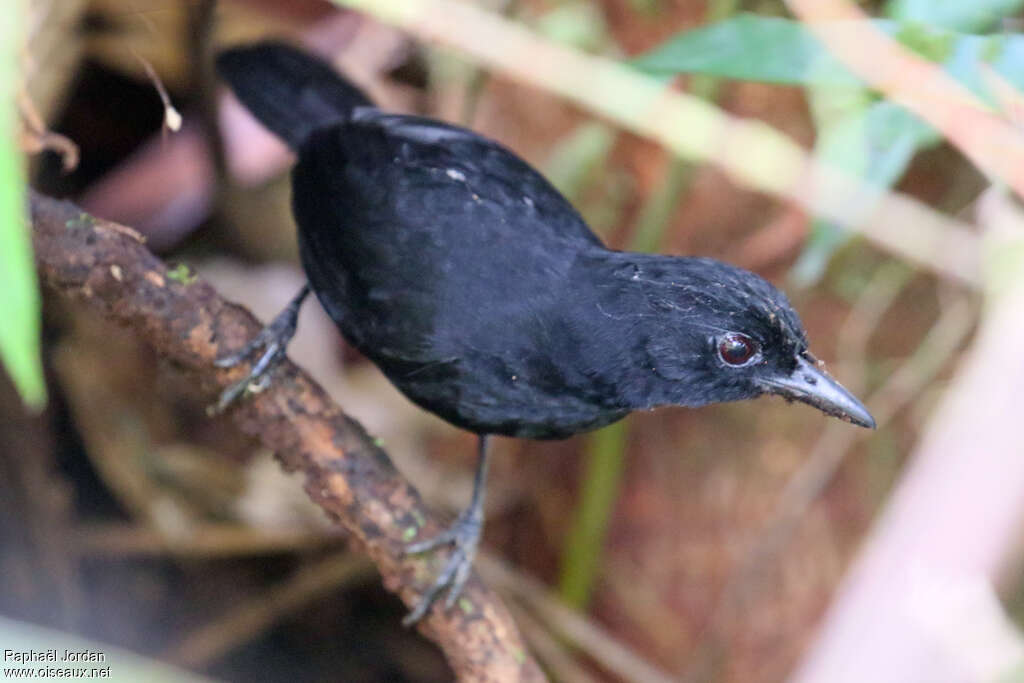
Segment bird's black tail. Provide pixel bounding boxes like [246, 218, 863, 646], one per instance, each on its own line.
[216, 42, 373, 150]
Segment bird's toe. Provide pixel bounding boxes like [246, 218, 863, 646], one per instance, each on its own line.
[402, 513, 482, 625]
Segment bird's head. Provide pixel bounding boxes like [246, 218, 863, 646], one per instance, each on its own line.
[619, 256, 874, 428]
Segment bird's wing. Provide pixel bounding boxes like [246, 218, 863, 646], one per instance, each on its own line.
[291, 114, 599, 363]
[349, 110, 605, 250]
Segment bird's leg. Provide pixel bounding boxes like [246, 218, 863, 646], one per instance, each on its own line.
[402, 435, 491, 626]
[211, 284, 311, 413]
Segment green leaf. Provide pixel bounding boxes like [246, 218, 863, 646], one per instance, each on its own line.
[166, 263, 197, 285]
[632, 14, 1024, 104]
[886, 0, 1024, 33]
[0, 0, 45, 410]
[632, 14, 862, 86]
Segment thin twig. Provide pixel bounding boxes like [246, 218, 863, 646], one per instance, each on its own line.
[130, 47, 182, 133]
[18, 85, 79, 171]
[833, 261, 915, 391]
[187, 0, 225, 177]
[74, 523, 344, 558]
[478, 553, 675, 683]
[505, 601, 600, 683]
[168, 552, 376, 667]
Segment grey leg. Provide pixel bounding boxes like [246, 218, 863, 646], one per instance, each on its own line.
[403, 435, 491, 626]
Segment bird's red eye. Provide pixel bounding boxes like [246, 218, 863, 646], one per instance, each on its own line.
[718, 333, 758, 366]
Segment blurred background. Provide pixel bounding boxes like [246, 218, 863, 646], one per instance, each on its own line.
[4, 0, 1023, 680]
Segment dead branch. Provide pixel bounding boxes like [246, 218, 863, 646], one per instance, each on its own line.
[29, 190, 543, 683]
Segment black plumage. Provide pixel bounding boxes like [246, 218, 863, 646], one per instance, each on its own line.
[215, 42, 874, 624]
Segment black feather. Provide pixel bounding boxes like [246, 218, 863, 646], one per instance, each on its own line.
[216, 41, 373, 149]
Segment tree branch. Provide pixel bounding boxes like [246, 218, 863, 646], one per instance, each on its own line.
[29, 190, 543, 682]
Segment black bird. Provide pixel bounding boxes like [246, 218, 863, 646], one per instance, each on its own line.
[214, 42, 875, 625]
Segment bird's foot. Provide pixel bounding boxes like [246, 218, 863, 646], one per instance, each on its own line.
[402, 507, 483, 626]
[210, 286, 309, 414]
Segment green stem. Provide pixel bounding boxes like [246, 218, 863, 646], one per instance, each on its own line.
[556, 0, 741, 611]
[0, 0, 45, 410]
[557, 420, 630, 608]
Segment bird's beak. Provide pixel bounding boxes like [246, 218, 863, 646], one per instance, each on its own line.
[759, 355, 875, 429]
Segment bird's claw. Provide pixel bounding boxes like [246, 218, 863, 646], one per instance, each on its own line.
[210, 287, 309, 414]
[213, 326, 274, 368]
[402, 511, 482, 626]
[210, 341, 284, 415]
